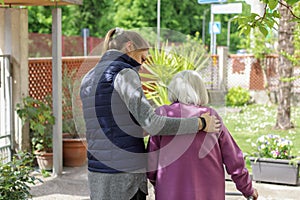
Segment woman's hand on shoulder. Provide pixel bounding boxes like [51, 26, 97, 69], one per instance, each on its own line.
[199, 112, 221, 133]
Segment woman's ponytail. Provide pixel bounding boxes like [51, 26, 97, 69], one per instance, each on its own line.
[102, 28, 116, 52]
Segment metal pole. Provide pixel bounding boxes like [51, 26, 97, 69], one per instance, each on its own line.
[202, 9, 208, 45]
[82, 28, 89, 56]
[227, 16, 237, 49]
[227, 19, 231, 47]
[157, 0, 161, 49]
[83, 30, 87, 56]
[213, 32, 216, 55]
[210, 8, 215, 55]
[52, 7, 63, 176]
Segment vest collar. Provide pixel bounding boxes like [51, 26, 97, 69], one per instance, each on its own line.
[101, 50, 141, 69]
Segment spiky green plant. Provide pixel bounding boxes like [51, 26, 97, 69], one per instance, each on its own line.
[140, 33, 210, 106]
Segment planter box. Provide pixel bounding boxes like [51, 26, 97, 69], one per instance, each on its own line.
[250, 157, 300, 185]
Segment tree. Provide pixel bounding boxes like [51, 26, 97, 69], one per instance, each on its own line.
[236, 0, 300, 130]
[275, 2, 296, 129]
[77, 0, 115, 37]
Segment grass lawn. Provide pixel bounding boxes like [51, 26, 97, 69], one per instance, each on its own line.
[220, 104, 300, 158]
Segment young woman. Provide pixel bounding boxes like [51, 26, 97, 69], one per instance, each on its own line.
[80, 28, 220, 200]
[147, 70, 258, 200]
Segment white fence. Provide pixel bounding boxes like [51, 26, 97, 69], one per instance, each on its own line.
[0, 55, 13, 164]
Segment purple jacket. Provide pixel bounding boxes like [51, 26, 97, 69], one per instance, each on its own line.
[147, 102, 254, 200]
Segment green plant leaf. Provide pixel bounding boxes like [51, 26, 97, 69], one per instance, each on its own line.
[268, 0, 278, 10]
[286, 0, 299, 5]
[258, 25, 268, 37]
[0, 151, 41, 199]
[16, 96, 55, 151]
[141, 35, 210, 106]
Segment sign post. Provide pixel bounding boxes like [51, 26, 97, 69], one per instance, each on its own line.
[209, 21, 221, 55]
[197, 0, 228, 55]
[197, 1, 243, 55]
[210, 3, 242, 54]
[81, 28, 89, 56]
[210, 12, 216, 55]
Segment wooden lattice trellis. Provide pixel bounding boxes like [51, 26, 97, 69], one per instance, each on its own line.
[28, 57, 99, 100]
[28, 57, 100, 120]
[28, 55, 300, 109]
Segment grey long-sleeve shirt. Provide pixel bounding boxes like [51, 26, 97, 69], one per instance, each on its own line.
[114, 68, 200, 136]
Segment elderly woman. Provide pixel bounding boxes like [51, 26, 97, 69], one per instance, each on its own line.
[147, 70, 258, 200]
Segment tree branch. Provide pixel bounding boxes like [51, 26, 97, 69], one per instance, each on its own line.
[279, 0, 300, 20]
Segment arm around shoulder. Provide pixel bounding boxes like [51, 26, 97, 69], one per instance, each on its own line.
[114, 68, 220, 135]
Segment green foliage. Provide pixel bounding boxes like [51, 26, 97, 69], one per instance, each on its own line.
[225, 86, 250, 107]
[28, 5, 84, 36]
[173, 32, 210, 70]
[113, 0, 156, 29]
[235, 0, 300, 37]
[26, 1, 213, 41]
[0, 152, 41, 200]
[40, 169, 51, 178]
[27, 0, 300, 55]
[62, 68, 85, 138]
[62, 68, 77, 138]
[16, 96, 55, 152]
[251, 134, 294, 159]
[77, 0, 115, 37]
[235, 11, 279, 37]
[251, 29, 277, 59]
[140, 33, 210, 106]
[140, 43, 178, 106]
[28, 6, 52, 34]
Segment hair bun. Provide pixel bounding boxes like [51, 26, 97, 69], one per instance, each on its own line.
[115, 27, 124, 36]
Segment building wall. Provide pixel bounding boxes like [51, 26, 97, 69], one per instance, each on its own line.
[0, 8, 30, 152]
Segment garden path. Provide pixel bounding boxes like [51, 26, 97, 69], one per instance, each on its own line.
[30, 164, 300, 200]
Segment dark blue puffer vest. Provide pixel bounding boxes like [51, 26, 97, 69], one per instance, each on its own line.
[80, 50, 146, 173]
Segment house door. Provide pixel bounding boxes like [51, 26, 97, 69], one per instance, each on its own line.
[0, 55, 13, 164]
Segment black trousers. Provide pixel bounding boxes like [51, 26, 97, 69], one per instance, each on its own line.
[130, 189, 146, 200]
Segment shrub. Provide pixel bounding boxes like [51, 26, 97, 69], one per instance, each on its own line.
[16, 96, 55, 152]
[225, 86, 250, 106]
[0, 152, 41, 200]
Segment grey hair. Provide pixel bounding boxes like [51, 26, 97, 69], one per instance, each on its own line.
[168, 70, 209, 106]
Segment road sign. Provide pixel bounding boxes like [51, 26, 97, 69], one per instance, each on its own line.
[245, 0, 265, 17]
[197, 0, 227, 4]
[209, 22, 221, 34]
[211, 3, 243, 14]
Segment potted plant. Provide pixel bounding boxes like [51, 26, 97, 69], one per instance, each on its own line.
[16, 96, 55, 171]
[249, 134, 300, 185]
[62, 68, 87, 167]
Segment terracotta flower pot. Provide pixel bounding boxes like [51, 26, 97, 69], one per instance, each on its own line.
[35, 151, 53, 171]
[63, 137, 87, 167]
